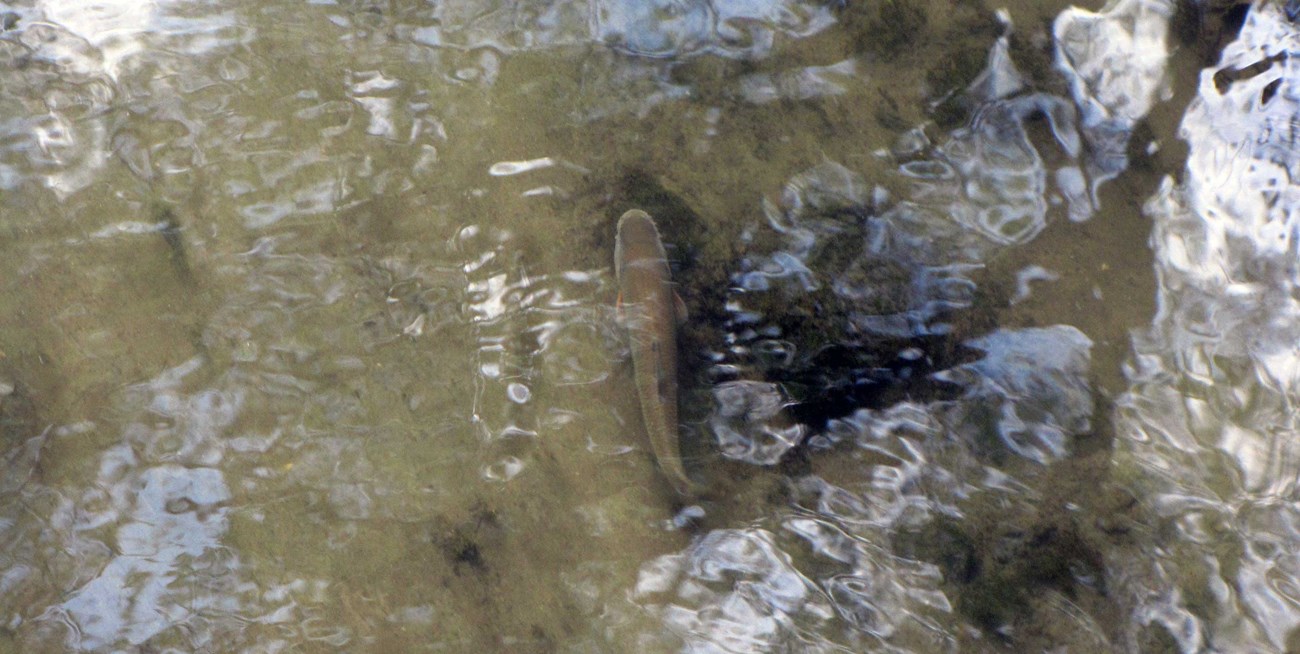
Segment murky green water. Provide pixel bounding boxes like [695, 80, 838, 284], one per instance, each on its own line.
[3, 0, 1297, 651]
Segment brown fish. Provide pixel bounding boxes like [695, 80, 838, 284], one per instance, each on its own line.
[615, 209, 699, 496]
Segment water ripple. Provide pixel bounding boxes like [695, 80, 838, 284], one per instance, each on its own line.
[1114, 3, 1300, 650]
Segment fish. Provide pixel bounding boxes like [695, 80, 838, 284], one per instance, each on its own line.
[615, 209, 700, 497]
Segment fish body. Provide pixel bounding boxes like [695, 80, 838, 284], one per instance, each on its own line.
[615, 209, 698, 496]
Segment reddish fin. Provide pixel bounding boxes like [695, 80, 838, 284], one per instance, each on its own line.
[673, 291, 688, 327]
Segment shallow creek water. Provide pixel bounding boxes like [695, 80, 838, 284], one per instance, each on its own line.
[0, 0, 1296, 651]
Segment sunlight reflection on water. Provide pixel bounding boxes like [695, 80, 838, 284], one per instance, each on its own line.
[1112, 3, 1300, 649]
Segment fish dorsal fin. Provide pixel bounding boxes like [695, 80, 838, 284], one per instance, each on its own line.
[673, 291, 688, 327]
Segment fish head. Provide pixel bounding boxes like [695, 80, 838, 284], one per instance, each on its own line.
[615, 209, 668, 282]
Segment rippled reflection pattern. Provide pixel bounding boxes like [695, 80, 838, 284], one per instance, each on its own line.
[674, 2, 1170, 651]
[723, 6, 1169, 357]
[1115, 3, 1300, 650]
[415, 0, 833, 59]
[0, 0, 244, 196]
[1054, 0, 1172, 196]
[0, 0, 1257, 649]
[937, 327, 1094, 465]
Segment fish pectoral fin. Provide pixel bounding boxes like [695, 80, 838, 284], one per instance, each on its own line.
[673, 291, 688, 327]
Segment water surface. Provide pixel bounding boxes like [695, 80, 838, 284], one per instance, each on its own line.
[0, 0, 1293, 651]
